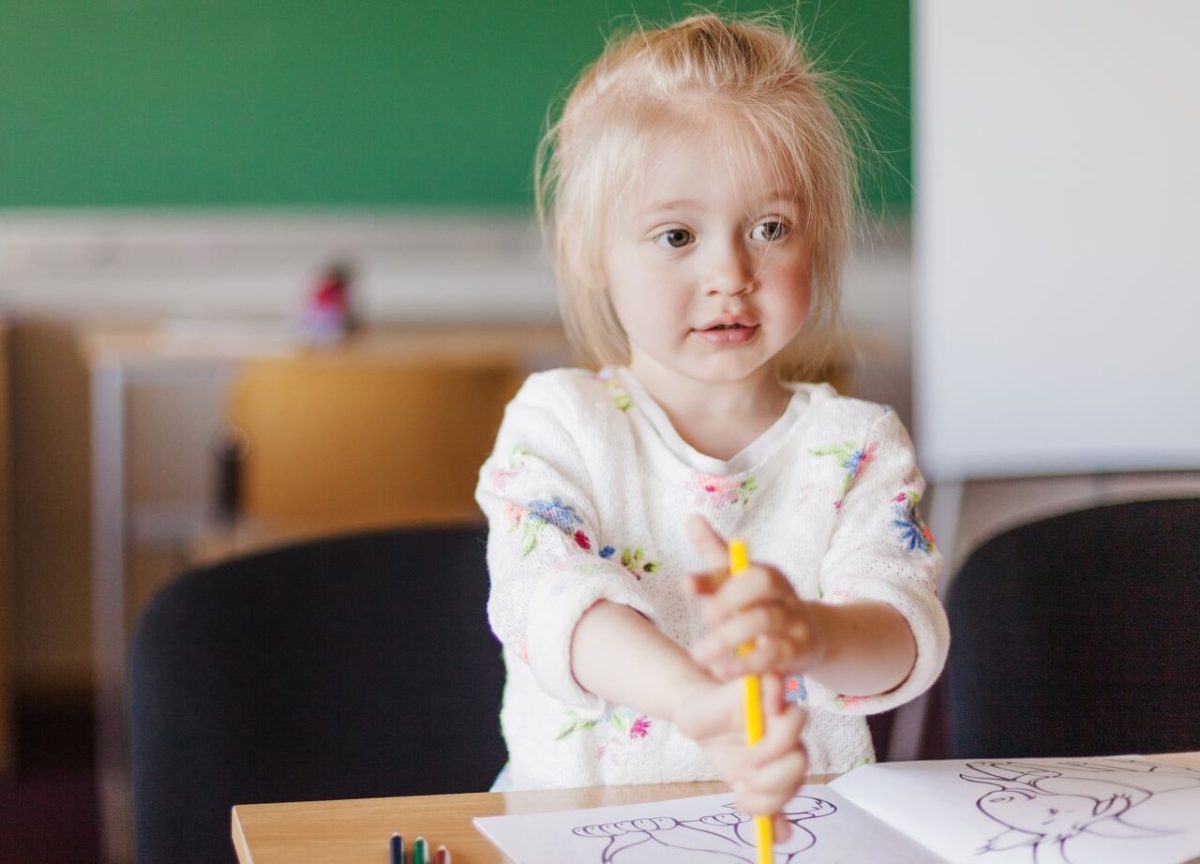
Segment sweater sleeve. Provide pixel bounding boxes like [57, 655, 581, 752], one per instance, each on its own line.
[475, 373, 657, 715]
[810, 406, 950, 715]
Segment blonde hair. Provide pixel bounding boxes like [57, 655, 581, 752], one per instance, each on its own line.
[535, 11, 859, 380]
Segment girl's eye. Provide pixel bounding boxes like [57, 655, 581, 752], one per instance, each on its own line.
[654, 228, 694, 249]
[751, 220, 789, 242]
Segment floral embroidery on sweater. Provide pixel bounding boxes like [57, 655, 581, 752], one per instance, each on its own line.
[556, 707, 652, 742]
[577, 368, 633, 411]
[833, 694, 867, 709]
[489, 444, 531, 491]
[506, 496, 587, 557]
[596, 544, 660, 579]
[693, 473, 758, 508]
[784, 675, 808, 704]
[893, 491, 936, 554]
[616, 546, 660, 579]
[811, 441, 879, 509]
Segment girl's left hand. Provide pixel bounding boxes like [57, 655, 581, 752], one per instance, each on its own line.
[684, 514, 829, 680]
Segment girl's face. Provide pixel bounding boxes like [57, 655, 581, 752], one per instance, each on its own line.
[602, 126, 812, 393]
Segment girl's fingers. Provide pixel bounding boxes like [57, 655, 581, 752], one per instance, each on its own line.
[774, 814, 794, 841]
[760, 672, 786, 715]
[750, 706, 807, 768]
[683, 566, 730, 596]
[700, 565, 774, 620]
[735, 757, 807, 823]
[695, 604, 775, 660]
[737, 749, 810, 817]
[685, 513, 729, 571]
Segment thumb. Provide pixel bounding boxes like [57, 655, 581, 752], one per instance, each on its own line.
[686, 513, 730, 573]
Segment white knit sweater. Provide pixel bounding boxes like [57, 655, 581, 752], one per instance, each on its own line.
[475, 367, 949, 790]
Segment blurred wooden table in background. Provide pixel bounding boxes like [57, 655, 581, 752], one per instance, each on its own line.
[78, 320, 568, 864]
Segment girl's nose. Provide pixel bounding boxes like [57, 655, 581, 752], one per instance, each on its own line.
[703, 237, 754, 296]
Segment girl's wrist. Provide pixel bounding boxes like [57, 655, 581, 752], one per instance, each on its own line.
[668, 669, 720, 728]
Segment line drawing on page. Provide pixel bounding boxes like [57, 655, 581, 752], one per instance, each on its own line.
[961, 758, 1200, 864]
[570, 796, 837, 863]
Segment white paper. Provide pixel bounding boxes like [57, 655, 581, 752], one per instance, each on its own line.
[474, 786, 933, 863]
[830, 756, 1200, 864]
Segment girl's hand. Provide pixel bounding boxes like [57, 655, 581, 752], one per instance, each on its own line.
[684, 514, 829, 680]
[671, 673, 807, 835]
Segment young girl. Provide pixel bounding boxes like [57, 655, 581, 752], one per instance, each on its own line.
[476, 12, 948, 827]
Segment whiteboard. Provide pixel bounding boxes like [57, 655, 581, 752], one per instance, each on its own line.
[913, 1, 1200, 481]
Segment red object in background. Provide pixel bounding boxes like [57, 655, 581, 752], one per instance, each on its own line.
[303, 262, 354, 342]
[313, 266, 348, 312]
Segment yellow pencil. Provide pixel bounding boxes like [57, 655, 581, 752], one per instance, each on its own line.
[729, 538, 772, 864]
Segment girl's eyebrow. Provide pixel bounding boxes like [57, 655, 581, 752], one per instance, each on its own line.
[637, 193, 799, 219]
[642, 198, 701, 213]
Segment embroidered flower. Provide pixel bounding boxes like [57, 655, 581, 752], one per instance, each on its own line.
[556, 707, 650, 742]
[490, 444, 532, 491]
[893, 490, 936, 554]
[619, 547, 661, 580]
[784, 676, 808, 704]
[629, 716, 651, 739]
[573, 530, 591, 550]
[693, 473, 759, 508]
[812, 441, 878, 509]
[506, 505, 545, 557]
[578, 368, 633, 411]
[528, 497, 583, 534]
[599, 545, 616, 559]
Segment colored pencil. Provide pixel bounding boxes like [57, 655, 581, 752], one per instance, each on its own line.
[729, 538, 772, 864]
[390, 832, 404, 864]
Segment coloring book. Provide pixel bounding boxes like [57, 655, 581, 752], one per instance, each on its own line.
[474, 756, 1200, 864]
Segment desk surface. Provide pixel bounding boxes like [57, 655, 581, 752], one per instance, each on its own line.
[233, 754, 1200, 864]
[231, 776, 836, 864]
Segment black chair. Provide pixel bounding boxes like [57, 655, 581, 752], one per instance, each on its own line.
[944, 497, 1200, 759]
[128, 526, 507, 864]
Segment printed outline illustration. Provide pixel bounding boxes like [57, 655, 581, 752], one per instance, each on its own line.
[961, 758, 1200, 864]
[570, 796, 836, 863]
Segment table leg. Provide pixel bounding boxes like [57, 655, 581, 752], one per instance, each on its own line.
[92, 364, 131, 864]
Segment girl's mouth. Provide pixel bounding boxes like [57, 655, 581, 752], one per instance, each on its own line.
[693, 322, 760, 345]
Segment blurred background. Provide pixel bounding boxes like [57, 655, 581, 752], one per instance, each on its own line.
[0, 1, 1196, 862]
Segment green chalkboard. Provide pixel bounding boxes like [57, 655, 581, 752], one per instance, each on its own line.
[0, 1, 909, 212]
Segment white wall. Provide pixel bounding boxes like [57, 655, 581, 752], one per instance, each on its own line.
[914, 1, 1200, 480]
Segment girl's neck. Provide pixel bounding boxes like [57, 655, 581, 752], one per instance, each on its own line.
[626, 360, 792, 461]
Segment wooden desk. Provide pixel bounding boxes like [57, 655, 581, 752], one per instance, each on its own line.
[232, 777, 839, 864]
[78, 321, 567, 864]
[234, 755, 1200, 863]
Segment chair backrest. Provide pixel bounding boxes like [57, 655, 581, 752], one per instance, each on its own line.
[944, 497, 1200, 759]
[229, 357, 523, 533]
[128, 526, 506, 864]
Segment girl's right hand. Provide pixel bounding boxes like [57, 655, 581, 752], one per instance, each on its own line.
[671, 672, 808, 836]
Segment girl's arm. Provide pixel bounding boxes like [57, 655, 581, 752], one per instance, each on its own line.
[571, 599, 713, 720]
[572, 599, 808, 826]
[802, 599, 916, 699]
[686, 517, 916, 697]
[687, 406, 949, 711]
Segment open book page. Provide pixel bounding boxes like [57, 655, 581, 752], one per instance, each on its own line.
[474, 786, 932, 863]
[830, 756, 1200, 864]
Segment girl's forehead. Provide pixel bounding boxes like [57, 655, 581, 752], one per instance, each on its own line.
[626, 124, 799, 210]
